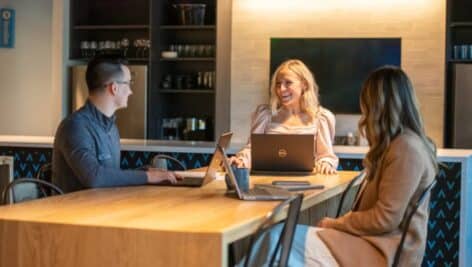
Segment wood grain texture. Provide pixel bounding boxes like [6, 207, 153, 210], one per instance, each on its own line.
[0, 171, 358, 267]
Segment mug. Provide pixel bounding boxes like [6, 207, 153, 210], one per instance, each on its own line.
[225, 166, 250, 193]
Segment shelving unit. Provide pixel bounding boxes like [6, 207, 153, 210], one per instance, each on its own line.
[445, 0, 472, 147]
[150, 0, 217, 141]
[69, 0, 230, 142]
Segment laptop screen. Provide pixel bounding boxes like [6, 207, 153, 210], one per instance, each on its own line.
[251, 134, 314, 173]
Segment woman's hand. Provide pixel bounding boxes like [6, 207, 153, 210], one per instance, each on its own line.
[317, 217, 336, 228]
[228, 156, 247, 168]
[315, 162, 337, 175]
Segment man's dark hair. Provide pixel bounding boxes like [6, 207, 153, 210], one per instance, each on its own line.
[85, 55, 128, 94]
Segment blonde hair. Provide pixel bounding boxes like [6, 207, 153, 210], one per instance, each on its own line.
[269, 59, 320, 120]
[359, 66, 438, 181]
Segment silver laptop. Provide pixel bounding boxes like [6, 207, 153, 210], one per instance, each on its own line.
[251, 134, 314, 175]
[165, 132, 232, 187]
[220, 145, 292, 201]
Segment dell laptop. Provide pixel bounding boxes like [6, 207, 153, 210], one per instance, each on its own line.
[251, 134, 314, 174]
[165, 132, 232, 187]
[220, 145, 292, 201]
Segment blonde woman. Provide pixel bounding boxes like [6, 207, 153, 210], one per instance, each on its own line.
[231, 59, 338, 174]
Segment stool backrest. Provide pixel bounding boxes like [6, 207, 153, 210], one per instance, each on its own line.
[392, 179, 437, 267]
[244, 194, 304, 267]
[1, 178, 64, 205]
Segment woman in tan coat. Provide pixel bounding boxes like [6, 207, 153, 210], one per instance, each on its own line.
[246, 66, 438, 267]
[314, 66, 438, 266]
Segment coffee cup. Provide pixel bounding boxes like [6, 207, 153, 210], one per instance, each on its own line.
[225, 166, 250, 193]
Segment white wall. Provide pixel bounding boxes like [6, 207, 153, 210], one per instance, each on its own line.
[231, 0, 446, 146]
[0, 0, 63, 136]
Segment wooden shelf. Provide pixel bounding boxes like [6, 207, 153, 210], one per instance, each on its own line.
[450, 22, 472, 27]
[160, 25, 215, 30]
[127, 57, 149, 61]
[71, 57, 149, 62]
[160, 57, 214, 62]
[74, 25, 149, 30]
[159, 89, 214, 94]
[449, 59, 472, 63]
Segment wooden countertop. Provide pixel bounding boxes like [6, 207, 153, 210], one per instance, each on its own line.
[0, 171, 358, 267]
[0, 171, 357, 237]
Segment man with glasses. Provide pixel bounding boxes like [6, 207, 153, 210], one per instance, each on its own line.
[52, 55, 181, 193]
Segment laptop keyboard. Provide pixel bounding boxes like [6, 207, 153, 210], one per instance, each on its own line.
[175, 177, 202, 186]
[247, 186, 288, 196]
[247, 187, 271, 195]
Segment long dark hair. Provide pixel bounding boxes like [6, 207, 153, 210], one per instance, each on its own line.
[358, 66, 437, 181]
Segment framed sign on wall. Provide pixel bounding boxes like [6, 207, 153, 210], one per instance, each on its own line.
[0, 8, 15, 48]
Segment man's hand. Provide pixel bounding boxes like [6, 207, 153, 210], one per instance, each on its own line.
[315, 162, 337, 175]
[146, 168, 183, 184]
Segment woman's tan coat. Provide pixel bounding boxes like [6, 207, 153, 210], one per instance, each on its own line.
[319, 129, 436, 267]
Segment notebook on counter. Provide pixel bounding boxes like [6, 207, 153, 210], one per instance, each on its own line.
[251, 134, 314, 175]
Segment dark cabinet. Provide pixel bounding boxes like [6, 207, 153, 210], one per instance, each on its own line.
[452, 64, 472, 148]
[69, 0, 150, 61]
[150, 0, 217, 141]
[69, 0, 230, 142]
[445, 0, 472, 147]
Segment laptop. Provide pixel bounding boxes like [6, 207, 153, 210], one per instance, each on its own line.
[164, 132, 232, 187]
[251, 134, 314, 175]
[220, 145, 292, 201]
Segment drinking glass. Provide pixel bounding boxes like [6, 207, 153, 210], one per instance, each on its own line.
[121, 38, 130, 57]
[89, 41, 97, 57]
[80, 41, 89, 58]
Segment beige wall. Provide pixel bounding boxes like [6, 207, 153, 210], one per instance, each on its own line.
[231, 0, 446, 146]
[0, 0, 64, 136]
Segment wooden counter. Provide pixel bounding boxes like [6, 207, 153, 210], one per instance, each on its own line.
[0, 171, 358, 267]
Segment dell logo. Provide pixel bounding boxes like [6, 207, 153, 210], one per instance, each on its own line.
[278, 149, 288, 158]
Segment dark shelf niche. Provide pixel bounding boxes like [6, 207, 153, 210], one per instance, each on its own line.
[74, 25, 150, 30]
[159, 89, 215, 93]
[448, 59, 472, 63]
[71, 57, 149, 62]
[160, 25, 216, 30]
[160, 57, 215, 62]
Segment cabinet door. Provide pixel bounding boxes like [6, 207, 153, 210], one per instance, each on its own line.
[453, 64, 472, 148]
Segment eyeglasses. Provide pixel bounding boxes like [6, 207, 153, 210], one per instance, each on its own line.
[102, 80, 134, 88]
[115, 80, 134, 86]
